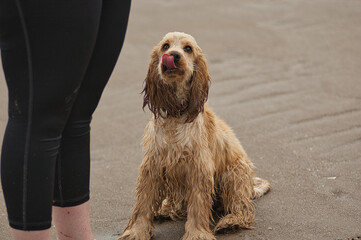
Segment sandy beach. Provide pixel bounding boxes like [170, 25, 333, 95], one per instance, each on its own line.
[1, 0, 361, 239]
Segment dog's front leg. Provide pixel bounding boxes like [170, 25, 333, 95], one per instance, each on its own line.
[119, 158, 164, 240]
[181, 153, 216, 240]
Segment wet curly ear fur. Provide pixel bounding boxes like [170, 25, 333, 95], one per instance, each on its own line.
[186, 51, 210, 123]
[142, 49, 180, 119]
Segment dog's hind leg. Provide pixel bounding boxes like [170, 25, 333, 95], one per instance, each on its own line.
[213, 162, 256, 233]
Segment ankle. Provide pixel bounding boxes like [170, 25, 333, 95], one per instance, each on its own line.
[53, 201, 94, 240]
[11, 228, 51, 240]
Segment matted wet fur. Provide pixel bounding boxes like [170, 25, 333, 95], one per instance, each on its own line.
[119, 32, 270, 240]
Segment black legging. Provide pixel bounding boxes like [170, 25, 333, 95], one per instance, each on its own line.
[0, 0, 131, 230]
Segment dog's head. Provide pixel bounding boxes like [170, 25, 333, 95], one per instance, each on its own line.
[142, 32, 210, 123]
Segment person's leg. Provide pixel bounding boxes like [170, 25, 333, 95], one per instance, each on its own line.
[52, 0, 131, 238]
[53, 202, 93, 240]
[11, 229, 50, 240]
[0, 0, 102, 237]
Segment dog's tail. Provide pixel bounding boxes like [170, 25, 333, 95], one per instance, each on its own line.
[252, 177, 270, 199]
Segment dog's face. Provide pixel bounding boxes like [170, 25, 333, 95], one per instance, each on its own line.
[143, 32, 210, 122]
[155, 32, 199, 83]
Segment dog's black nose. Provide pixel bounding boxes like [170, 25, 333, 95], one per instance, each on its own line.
[170, 52, 181, 62]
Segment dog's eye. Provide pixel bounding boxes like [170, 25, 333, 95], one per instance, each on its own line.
[184, 46, 192, 53]
[162, 44, 169, 51]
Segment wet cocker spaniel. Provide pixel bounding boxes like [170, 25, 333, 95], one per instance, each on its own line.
[119, 32, 270, 240]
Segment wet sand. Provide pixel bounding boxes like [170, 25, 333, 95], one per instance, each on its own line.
[1, 0, 361, 239]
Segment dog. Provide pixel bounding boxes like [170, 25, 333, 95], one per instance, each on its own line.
[119, 32, 270, 240]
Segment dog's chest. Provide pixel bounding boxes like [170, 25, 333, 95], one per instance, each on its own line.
[152, 122, 198, 181]
[155, 121, 195, 151]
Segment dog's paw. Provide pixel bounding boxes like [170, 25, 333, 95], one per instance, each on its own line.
[181, 230, 216, 240]
[118, 229, 151, 240]
[252, 177, 270, 199]
[213, 214, 252, 233]
[155, 203, 172, 220]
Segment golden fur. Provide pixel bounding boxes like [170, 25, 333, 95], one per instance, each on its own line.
[119, 32, 270, 240]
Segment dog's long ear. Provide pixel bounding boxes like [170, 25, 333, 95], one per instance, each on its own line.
[186, 50, 210, 123]
[142, 49, 160, 118]
[142, 49, 179, 119]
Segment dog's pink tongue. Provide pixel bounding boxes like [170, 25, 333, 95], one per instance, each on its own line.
[162, 54, 177, 69]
